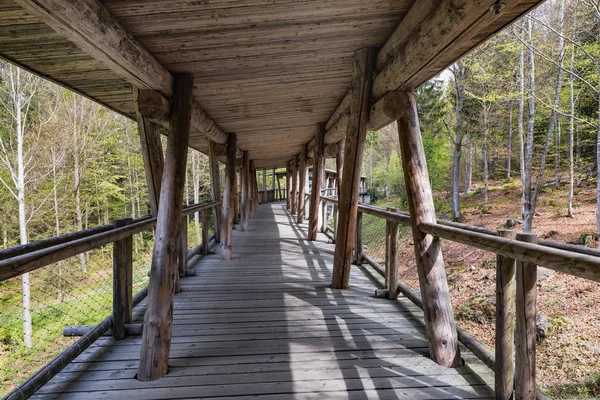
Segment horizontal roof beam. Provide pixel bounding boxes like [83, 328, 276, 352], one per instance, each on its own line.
[14, 0, 230, 146]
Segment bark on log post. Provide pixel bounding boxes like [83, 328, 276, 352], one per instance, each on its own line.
[354, 211, 364, 265]
[309, 124, 325, 240]
[286, 163, 291, 210]
[201, 210, 209, 255]
[241, 151, 250, 231]
[297, 146, 308, 224]
[138, 73, 193, 382]
[396, 90, 461, 367]
[208, 140, 222, 243]
[331, 47, 375, 289]
[515, 232, 538, 400]
[113, 218, 132, 340]
[496, 229, 517, 400]
[220, 134, 237, 260]
[133, 89, 164, 217]
[291, 156, 299, 214]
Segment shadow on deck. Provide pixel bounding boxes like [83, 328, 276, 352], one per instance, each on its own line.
[32, 201, 494, 400]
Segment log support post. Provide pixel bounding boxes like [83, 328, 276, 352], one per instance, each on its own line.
[234, 166, 239, 224]
[286, 163, 291, 210]
[354, 211, 364, 265]
[208, 140, 222, 243]
[331, 47, 375, 289]
[387, 215, 399, 300]
[113, 218, 132, 340]
[321, 200, 328, 233]
[220, 134, 237, 260]
[291, 156, 298, 214]
[396, 90, 461, 367]
[202, 210, 209, 255]
[297, 146, 307, 224]
[251, 161, 258, 218]
[138, 73, 193, 382]
[176, 215, 188, 293]
[241, 151, 250, 231]
[495, 229, 517, 400]
[308, 124, 325, 240]
[133, 89, 164, 217]
[515, 232, 538, 400]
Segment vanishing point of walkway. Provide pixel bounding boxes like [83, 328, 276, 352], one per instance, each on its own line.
[32, 202, 494, 399]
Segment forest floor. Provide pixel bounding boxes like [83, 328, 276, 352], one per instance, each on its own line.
[380, 178, 600, 399]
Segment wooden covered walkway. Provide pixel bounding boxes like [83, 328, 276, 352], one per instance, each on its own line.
[32, 202, 494, 400]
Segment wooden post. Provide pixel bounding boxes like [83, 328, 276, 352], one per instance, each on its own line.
[331, 47, 375, 290]
[297, 145, 308, 224]
[515, 232, 537, 400]
[220, 134, 237, 260]
[208, 140, 222, 243]
[286, 163, 291, 210]
[396, 90, 461, 367]
[241, 151, 250, 231]
[308, 125, 325, 239]
[113, 218, 132, 340]
[250, 161, 258, 218]
[133, 89, 164, 217]
[272, 168, 276, 196]
[336, 138, 345, 195]
[201, 210, 209, 255]
[321, 200, 327, 233]
[496, 229, 517, 400]
[138, 73, 193, 382]
[387, 216, 399, 300]
[175, 215, 188, 293]
[354, 211, 364, 265]
[263, 169, 267, 191]
[276, 172, 282, 201]
[233, 167, 239, 224]
[291, 156, 298, 214]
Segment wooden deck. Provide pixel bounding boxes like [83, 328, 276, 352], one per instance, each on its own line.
[32, 202, 494, 399]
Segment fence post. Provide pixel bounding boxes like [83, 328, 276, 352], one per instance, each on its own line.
[332, 203, 338, 243]
[387, 212, 399, 299]
[495, 229, 517, 400]
[354, 211, 363, 265]
[202, 209, 209, 255]
[113, 218, 133, 340]
[515, 232, 537, 400]
[176, 215, 188, 293]
[321, 200, 327, 233]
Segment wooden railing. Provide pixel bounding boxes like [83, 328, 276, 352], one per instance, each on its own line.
[0, 199, 221, 400]
[258, 189, 286, 203]
[321, 195, 599, 399]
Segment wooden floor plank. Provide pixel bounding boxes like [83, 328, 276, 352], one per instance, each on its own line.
[33, 201, 494, 399]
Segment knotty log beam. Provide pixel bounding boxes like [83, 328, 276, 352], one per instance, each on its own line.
[15, 0, 228, 145]
[286, 163, 291, 210]
[208, 140, 222, 243]
[112, 218, 132, 340]
[308, 124, 325, 240]
[133, 89, 164, 217]
[396, 90, 461, 367]
[138, 73, 194, 382]
[241, 151, 250, 231]
[220, 133, 237, 260]
[496, 229, 517, 400]
[297, 145, 308, 224]
[515, 232, 537, 400]
[291, 156, 298, 214]
[331, 47, 375, 290]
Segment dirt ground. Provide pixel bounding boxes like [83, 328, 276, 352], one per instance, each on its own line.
[394, 179, 600, 398]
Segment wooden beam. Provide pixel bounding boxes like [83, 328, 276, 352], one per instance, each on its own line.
[133, 89, 164, 217]
[112, 218, 132, 340]
[291, 156, 298, 215]
[220, 133, 237, 261]
[15, 0, 228, 144]
[241, 151, 250, 232]
[331, 47, 375, 290]
[208, 140, 222, 243]
[308, 124, 325, 241]
[297, 145, 308, 224]
[138, 73, 194, 382]
[395, 90, 460, 367]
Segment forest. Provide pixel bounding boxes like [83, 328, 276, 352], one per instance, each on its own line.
[2, 0, 600, 397]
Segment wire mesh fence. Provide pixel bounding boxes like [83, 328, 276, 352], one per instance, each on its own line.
[0, 237, 153, 397]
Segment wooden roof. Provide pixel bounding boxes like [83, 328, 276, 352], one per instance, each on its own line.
[0, 0, 541, 168]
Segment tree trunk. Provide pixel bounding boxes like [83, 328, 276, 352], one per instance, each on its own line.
[464, 134, 472, 196]
[507, 102, 513, 180]
[452, 143, 462, 221]
[483, 106, 489, 204]
[523, 17, 536, 233]
[138, 73, 194, 382]
[567, 40, 575, 218]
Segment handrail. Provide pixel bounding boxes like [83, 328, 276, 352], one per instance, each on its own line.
[0, 200, 221, 282]
[321, 195, 600, 281]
